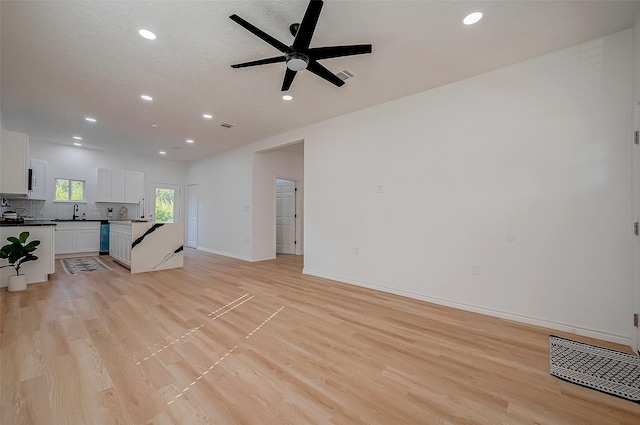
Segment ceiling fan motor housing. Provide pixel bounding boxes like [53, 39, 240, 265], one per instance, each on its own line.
[286, 52, 309, 71]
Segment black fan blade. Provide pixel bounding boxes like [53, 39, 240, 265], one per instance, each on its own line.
[231, 56, 286, 69]
[230, 14, 292, 54]
[307, 61, 344, 87]
[309, 44, 372, 60]
[282, 68, 297, 91]
[292, 0, 323, 52]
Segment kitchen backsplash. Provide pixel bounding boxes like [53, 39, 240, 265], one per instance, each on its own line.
[5, 199, 142, 220]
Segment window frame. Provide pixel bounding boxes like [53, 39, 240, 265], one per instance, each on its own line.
[55, 178, 86, 202]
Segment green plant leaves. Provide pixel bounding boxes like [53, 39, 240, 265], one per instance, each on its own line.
[0, 231, 40, 275]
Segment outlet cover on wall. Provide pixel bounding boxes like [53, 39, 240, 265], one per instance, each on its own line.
[472, 264, 480, 275]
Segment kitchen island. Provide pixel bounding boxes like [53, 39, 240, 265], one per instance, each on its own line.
[110, 221, 183, 273]
[0, 220, 56, 288]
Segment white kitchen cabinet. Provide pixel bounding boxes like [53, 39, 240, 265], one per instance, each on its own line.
[1, 225, 55, 288]
[112, 170, 126, 202]
[97, 168, 125, 202]
[96, 168, 143, 203]
[0, 130, 29, 196]
[28, 158, 47, 200]
[109, 222, 131, 267]
[124, 171, 144, 203]
[54, 223, 76, 254]
[55, 221, 100, 255]
[76, 222, 101, 252]
[96, 168, 112, 202]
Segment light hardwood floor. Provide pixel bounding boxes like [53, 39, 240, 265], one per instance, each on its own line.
[1, 249, 639, 425]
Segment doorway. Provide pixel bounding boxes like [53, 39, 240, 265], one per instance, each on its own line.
[148, 183, 182, 223]
[276, 178, 296, 254]
[187, 184, 198, 248]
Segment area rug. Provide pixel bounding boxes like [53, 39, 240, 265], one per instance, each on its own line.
[549, 335, 640, 403]
[60, 257, 111, 275]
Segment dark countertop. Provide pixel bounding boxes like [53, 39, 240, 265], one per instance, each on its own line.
[0, 220, 57, 227]
[52, 219, 108, 223]
[0, 219, 141, 227]
[54, 219, 141, 224]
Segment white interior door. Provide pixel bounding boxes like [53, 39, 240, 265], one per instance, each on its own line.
[148, 183, 181, 223]
[276, 179, 296, 254]
[187, 184, 198, 248]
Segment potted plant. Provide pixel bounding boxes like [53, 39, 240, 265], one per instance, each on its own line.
[0, 231, 40, 291]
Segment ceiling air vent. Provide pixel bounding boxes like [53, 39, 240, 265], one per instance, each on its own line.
[220, 123, 234, 129]
[335, 68, 356, 82]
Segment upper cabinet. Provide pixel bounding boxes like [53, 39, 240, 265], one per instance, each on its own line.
[96, 168, 113, 202]
[96, 168, 144, 203]
[28, 158, 47, 200]
[0, 130, 29, 196]
[124, 170, 144, 203]
[111, 169, 126, 202]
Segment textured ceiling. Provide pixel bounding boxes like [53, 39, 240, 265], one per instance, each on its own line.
[2, 1, 640, 162]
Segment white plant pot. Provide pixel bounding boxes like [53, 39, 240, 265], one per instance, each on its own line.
[8, 274, 27, 291]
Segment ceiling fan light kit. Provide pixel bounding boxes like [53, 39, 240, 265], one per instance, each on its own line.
[230, 0, 372, 91]
[286, 53, 309, 71]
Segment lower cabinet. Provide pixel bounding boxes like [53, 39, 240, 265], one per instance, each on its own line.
[77, 224, 100, 252]
[55, 222, 100, 255]
[109, 222, 131, 267]
[55, 226, 76, 254]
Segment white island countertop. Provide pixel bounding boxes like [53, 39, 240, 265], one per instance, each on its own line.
[110, 221, 183, 274]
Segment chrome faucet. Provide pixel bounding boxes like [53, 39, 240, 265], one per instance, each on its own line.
[73, 204, 79, 220]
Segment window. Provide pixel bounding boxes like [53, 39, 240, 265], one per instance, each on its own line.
[148, 183, 181, 223]
[154, 187, 175, 223]
[55, 178, 85, 201]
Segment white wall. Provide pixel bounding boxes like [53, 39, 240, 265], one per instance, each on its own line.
[188, 30, 634, 344]
[302, 30, 633, 344]
[632, 13, 640, 351]
[15, 140, 186, 219]
[187, 145, 254, 260]
[252, 145, 304, 260]
[186, 140, 304, 261]
[635, 13, 640, 103]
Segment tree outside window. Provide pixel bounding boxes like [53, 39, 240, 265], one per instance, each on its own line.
[55, 178, 84, 201]
[154, 188, 175, 223]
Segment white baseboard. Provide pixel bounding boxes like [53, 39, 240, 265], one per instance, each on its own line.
[303, 268, 631, 347]
[196, 247, 275, 263]
[55, 251, 100, 259]
[197, 247, 252, 262]
[251, 255, 277, 262]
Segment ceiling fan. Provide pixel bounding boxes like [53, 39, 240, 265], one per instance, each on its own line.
[229, 0, 372, 91]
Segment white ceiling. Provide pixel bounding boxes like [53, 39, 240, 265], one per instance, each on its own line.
[2, 1, 639, 162]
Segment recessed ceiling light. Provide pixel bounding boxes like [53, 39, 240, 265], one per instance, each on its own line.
[186, 139, 195, 144]
[141, 94, 153, 101]
[138, 29, 157, 40]
[73, 142, 82, 146]
[463, 12, 483, 25]
[282, 95, 293, 101]
[73, 136, 83, 140]
[159, 151, 166, 155]
[85, 116, 97, 123]
[202, 113, 213, 120]
[151, 124, 158, 128]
